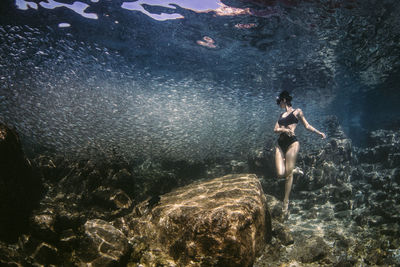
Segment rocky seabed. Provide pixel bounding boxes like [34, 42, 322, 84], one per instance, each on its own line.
[0, 121, 399, 266]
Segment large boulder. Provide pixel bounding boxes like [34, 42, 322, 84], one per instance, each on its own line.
[124, 174, 270, 267]
[0, 123, 43, 242]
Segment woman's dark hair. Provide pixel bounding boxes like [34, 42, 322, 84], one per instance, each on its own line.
[276, 90, 293, 106]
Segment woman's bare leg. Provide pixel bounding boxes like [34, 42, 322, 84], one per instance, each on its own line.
[283, 142, 300, 212]
[275, 146, 285, 178]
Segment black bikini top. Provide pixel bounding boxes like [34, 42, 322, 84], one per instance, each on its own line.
[278, 109, 298, 127]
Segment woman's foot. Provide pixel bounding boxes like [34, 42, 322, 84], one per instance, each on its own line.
[293, 167, 304, 175]
[283, 200, 289, 213]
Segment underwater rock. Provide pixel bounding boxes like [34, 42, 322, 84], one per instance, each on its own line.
[292, 236, 330, 264]
[264, 194, 286, 220]
[73, 219, 130, 266]
[30, 212, 58, 243]
[324, 115, 347, 140]
[59, 228, 79, 251]
[230, 160, 249, 173]
[387, 152, 400, 169]
[358, 130, 400, 166]
[394, 168, 400, 184]
[313, 116, 353, 166]
[367, 130, 400, 147]
[322, 138, 353, 165]
[31, 155, 136, 224]
[125, 174, 270, 267]
[0, 127, 398, 266]
[248, 148, 276, 179]
[32, 242, 59, 265]
[89, 186, 133, 218]
[110, 168, 135, 194]
[0, 123, 43, 242]
[0, 239, 32, 266]
[330, 183, 352, 203]
[271, 221, 294, 246]
[33, 155, 69, 184]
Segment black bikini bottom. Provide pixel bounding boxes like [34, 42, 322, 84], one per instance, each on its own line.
[278, 133, 298, 154]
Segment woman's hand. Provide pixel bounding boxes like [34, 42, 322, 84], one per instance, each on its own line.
[286, 128, 295, 136]
[320, 132, 326, 139]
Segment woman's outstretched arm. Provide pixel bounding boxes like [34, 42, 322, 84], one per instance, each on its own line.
[297, 109, 326, 139]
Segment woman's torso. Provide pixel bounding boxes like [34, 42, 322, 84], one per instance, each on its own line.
[278, 108, 299, 134]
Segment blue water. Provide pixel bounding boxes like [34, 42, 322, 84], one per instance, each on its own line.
[1, 0, 399, 160]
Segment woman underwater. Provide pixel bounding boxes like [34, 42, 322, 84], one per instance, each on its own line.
[274, 90, 326, 216]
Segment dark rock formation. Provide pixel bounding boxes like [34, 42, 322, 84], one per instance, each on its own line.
[0, 123, 43, 242]
[121, 174, 270, 267]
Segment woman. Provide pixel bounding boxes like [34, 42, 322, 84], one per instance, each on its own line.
[274, 90, 326, 215]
